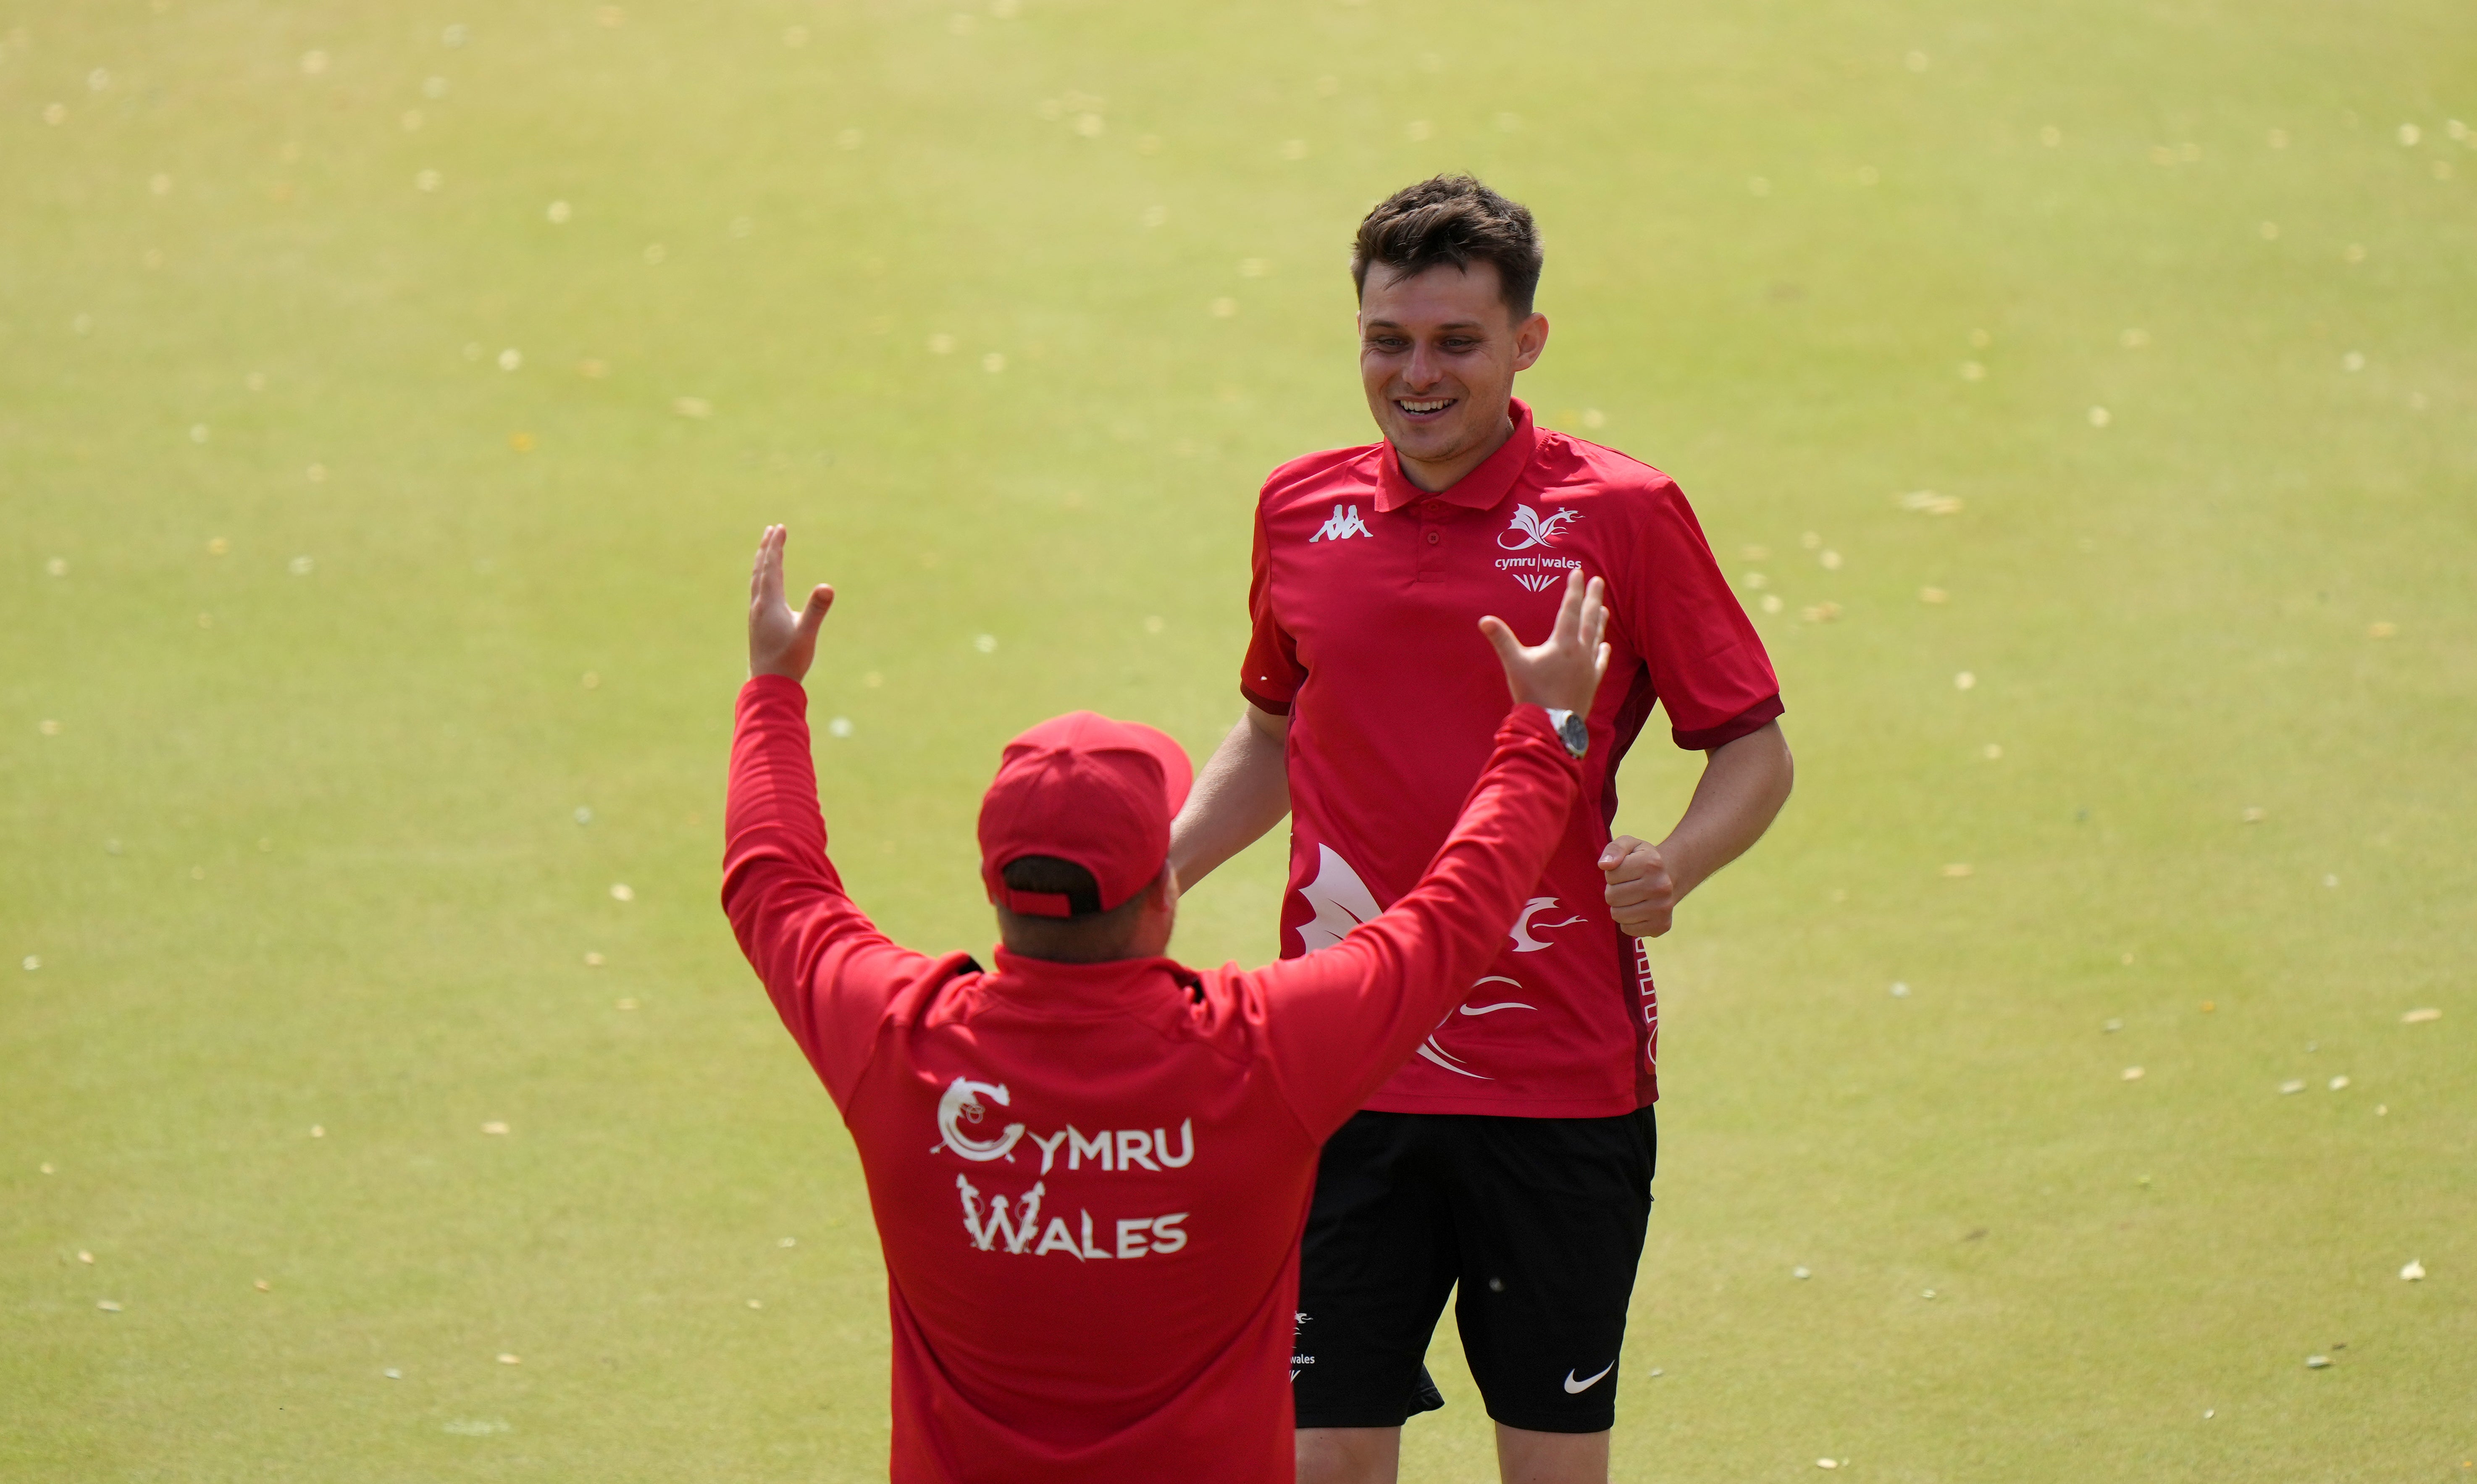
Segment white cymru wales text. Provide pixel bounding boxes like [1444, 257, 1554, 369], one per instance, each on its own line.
[957, 1176, 1189, 1261]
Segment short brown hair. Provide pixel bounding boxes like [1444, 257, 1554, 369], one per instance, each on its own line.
[1351, 175, 1542, 318]
[994, 856, 1156, 963]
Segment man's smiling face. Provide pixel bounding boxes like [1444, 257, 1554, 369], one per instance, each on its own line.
[1357, 259, 1548, 491]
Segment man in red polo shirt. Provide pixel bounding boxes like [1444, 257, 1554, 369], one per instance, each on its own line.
[723, 525, 1614, 1481]
[1169, 176, 1796, 1484]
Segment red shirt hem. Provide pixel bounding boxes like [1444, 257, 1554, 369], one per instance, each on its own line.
[1357, 1088, 1655, 1119]
[1674, 693, 1783, 751]
[1240, 682, 1293, 717]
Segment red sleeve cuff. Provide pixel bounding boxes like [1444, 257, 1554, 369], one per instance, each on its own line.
[741, 673, 807, 704]
[1240, 683, 1293, 717]
[1673, 693, 1783, 751]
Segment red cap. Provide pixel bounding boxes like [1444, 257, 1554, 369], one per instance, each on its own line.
[977, 712, 1194, 918]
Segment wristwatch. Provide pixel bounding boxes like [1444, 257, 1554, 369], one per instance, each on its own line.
[1544, 708, 1589, 759]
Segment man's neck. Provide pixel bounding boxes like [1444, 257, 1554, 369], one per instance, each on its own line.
[1396, 409, 1517, 493]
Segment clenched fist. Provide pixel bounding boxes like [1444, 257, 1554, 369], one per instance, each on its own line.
[1599, 835, 1677, 938]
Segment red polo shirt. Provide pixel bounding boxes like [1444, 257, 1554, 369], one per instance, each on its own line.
[722, 676, 1581, 1481]
[1240, 399, 1781, 1116]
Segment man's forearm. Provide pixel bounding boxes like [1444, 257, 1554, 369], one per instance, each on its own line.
[1657, 722, 1793, 899]
[1167, 705, 1291, 888]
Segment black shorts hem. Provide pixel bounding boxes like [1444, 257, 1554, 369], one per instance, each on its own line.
[1484, 1404, 1616, 1435]
[1293, 1407, 1414, 1430]
[1294, 1370, 1445, 1431]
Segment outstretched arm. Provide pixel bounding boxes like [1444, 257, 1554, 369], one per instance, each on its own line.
[723, 526, 933, 1102]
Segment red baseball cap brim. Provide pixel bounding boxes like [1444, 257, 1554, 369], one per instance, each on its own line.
[977, 712, 1194, 918]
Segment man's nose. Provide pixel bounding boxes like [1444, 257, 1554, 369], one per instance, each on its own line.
[1402, 344, 1445, 391]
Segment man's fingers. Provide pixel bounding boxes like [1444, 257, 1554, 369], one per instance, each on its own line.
[1581, 578, 1608, 649]
[756, 526, 787, 609]
[1605, 878, 1674, 912]
[1551, 567, 1588, 644]
[1604, 855, 1666, 886]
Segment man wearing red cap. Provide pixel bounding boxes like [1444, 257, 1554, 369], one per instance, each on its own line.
[722, 525, 1613, 1482]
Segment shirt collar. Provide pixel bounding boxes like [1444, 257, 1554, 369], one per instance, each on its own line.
[985, 946, 1200, 1011]
[1372, 398, 1541, 515]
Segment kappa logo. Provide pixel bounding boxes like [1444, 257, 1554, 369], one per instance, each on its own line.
[1497, 503, 1582, 552]
[1308, 504, 1374, 543]
[1510, 896, 1586, 953]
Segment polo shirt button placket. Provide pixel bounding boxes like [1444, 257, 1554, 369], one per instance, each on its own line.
[1416, 501, 1448, 581]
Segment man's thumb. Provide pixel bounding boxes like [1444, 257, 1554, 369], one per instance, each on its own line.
[1477, 615, 1522, 666]
[795, 584, 835, 637]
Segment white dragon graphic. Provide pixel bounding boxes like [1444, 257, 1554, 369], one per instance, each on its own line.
[1497, 503, 1584, 551]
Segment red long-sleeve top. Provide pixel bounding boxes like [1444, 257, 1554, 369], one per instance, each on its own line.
[721, 675, 1582, 1483]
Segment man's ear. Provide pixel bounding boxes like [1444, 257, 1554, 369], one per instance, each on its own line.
[1512, 311, 1550, 372]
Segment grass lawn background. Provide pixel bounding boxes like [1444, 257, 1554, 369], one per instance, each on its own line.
[3, 0, 2472, 1479]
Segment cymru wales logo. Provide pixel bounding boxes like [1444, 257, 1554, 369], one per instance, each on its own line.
[1497, 504, 1582, 551]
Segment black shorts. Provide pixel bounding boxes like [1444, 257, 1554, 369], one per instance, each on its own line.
[1292, 1107, 1656, 1435]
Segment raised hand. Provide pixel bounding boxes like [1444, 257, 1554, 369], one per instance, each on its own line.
[1478, 567, 1611, 717]
[748, 525, 835, 682]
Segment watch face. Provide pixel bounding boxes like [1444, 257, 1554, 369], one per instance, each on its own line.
[1556, 712, 1589, 756]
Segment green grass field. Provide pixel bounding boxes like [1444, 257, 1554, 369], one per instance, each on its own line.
[5, 1, 2474, 1479]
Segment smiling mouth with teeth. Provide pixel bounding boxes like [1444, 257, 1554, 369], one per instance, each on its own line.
[1397, 398, 1455, 415]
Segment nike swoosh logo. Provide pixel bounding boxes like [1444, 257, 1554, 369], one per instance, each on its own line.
[1563, 1361, 1615, 1394]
